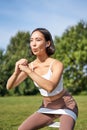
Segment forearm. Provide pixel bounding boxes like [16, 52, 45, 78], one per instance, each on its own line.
[6, 72, 18, 90]
[19, 64, 55, 92]
[7, 59, 29, 90]
[28, 70, 54, 92]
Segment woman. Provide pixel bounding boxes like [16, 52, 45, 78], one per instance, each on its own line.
[6, 28, 78, 130]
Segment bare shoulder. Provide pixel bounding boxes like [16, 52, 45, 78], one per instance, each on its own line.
[52, 59, 64, 70]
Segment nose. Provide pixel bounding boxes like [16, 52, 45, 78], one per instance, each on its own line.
[30, 40, 36, 47]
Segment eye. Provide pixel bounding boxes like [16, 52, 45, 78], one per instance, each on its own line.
[35, 37, 41, 41]
[30, 39, 33, 43]
[36, 38, 41, 41]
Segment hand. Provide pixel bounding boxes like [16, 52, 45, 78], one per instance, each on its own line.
[19, 64, 31, 74]
[14, 59, 28, 74]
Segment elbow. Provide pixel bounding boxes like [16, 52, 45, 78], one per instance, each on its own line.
[47, 83, 55, 93]
[47, 88, 54, 93]
[6, 86, 9, 90]
[6, 83, 9, 90]
[6, 84, 11, 90]
[6, 82, 13, 90]
[47, 90, 53, 93]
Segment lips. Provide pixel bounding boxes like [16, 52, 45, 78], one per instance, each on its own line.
[32, 48, 38, 52]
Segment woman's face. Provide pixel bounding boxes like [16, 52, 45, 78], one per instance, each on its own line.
[30, 31, 48, 56]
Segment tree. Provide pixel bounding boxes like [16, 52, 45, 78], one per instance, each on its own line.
[0, 49, 8, 96]
[54, 20, 87, 94]
[1, 21, 87, 96]
[1, 31, 38, 96]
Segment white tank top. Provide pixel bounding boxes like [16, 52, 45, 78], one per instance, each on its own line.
[31, 61, 63, 97]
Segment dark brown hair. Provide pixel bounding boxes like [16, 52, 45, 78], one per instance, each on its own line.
[30, 28, 55, 56]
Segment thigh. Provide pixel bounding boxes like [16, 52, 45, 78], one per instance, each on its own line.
[18, 112, 55, 130]
[59, 115, 75, 130]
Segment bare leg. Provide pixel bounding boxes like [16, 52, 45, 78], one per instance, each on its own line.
[59, 115, 75, 130]
[18, 112, 55, 130]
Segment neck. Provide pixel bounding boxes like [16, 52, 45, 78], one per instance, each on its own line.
[36, 54, 49, 63]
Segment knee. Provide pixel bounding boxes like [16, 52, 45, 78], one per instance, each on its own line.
[18, 125, 23, 130]
[18, 124, 31, 130]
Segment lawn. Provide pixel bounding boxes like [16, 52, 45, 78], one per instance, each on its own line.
[0, 95, 87, 130]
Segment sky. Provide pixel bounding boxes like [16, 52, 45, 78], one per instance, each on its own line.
[0, 0, 87, 50]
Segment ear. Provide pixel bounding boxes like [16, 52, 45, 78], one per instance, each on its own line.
[46, 41, 50, 47]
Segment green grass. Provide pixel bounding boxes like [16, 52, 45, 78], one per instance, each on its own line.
[0, 95, 87, 130]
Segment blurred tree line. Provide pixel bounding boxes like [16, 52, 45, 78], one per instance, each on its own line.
[0, 20, 87, 96]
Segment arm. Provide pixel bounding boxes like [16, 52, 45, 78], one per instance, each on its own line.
[19, 60, 64, 92]
[6, 59, 28, 90]
[6, 71, 28, 90]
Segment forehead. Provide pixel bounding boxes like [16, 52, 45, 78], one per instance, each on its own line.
[31, 31, 44, 38]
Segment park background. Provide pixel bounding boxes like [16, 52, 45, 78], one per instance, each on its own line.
[0, 0, 87, 130]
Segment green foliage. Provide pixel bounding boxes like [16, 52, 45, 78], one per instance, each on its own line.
[54, 20, 87, 94]
[6, 31, 31, 61]
[0, 31, 37, 96]
[0, 49, 8, 96]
